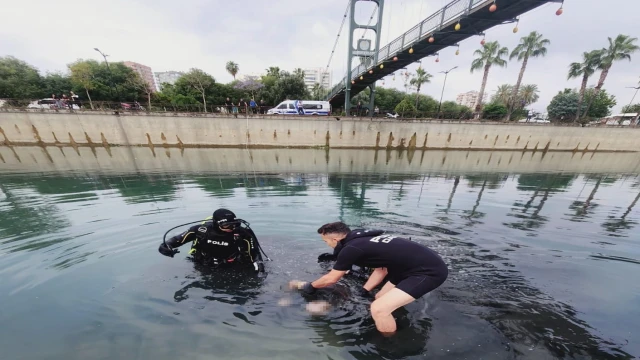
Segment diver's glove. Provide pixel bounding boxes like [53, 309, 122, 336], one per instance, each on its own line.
[253, 261, 265, 273]
[300, 282, 317, 295]
[158, 243, 178, 258]
[317, 253, 337, 262]
[358, 287, 374, 299]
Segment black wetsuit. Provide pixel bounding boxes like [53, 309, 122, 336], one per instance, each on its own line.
[332, 229, 448, 298]
[165, 221, 263, 269]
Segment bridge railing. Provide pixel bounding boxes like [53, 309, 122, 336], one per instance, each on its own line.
[326, 0, 490, 102]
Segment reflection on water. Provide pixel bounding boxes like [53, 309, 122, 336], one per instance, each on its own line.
[0, 150, 639, 359]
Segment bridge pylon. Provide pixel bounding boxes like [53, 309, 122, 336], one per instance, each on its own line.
[345, 0, 385, 116]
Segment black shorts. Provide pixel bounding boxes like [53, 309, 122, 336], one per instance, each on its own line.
[388, 272, 448, 299]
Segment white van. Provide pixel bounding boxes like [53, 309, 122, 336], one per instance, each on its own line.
[267, 100, 330, 116]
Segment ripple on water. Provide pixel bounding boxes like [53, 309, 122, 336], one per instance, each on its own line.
[0, 171, 638, 359]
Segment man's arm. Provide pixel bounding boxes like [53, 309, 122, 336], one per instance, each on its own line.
[159, 225, 200, 257]
[291, 246, 361, 293]
[167, 225, 201, 248]
[312, 269, 347, 288]
[290, 269, 347, 294]
[362, 267, 388, 291]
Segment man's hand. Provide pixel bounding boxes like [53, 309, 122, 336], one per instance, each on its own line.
[288, 280, 306, 290]
[289, 280, 316, 295]
[158, 243, 178, 258]
[357, 287, 374, 299]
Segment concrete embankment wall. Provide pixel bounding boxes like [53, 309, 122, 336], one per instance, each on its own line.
[0, 112, 638, 152]
[2, 147, 640, 176]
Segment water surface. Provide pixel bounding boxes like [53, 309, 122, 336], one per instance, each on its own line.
[0, 148, 638, 360]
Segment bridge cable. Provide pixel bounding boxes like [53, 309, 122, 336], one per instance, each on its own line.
[321, 0, 352, 99]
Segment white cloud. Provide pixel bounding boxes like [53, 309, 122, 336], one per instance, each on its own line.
[1, 0, 638, 112]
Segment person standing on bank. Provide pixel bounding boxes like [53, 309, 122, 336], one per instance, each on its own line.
[289, 222, 448, 335]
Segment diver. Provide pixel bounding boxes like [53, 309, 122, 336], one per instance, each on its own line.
[158, 208, 266, 273]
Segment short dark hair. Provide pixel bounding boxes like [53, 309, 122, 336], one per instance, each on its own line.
[317, 222, 351, 235]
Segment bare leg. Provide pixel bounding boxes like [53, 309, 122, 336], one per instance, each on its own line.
[375, 281, 396, 299]
[370, 288, 416, 336]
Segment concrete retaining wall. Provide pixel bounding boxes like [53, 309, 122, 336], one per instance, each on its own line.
[2, 146, 639, 175]
[1, 112, 639, 152]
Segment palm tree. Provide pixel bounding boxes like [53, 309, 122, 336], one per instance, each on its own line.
[470, 41, 509, 117]
[519, 84, 540, 107]
[265, 67, 281, 78]
[491, 84, 513, 106]
[568, 50, 603, 122]
[226, 61, 239, 80]
[409, 67, 433, 110]
[582, 35, 639, 118]
[507, 31, 550, 120]
[293, 68, 305, 79]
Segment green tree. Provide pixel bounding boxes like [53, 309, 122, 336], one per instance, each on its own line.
[409, 67, 432, 110]
[621, 103, 640, 113]
[491, 84, 513, 106]
[41, 73, 73, 98]
[178, 68, 215, 112]
[270, 71, 309, 103]
[583, 88, 616, 119]
[226, 61, 239, 80]
[547, 89, 579, 121]
[507, 31, 550, 120]
[0, 56, 43, 99]
[265, 67, 281, 78]
[568, 50, 604, 122]
[374, 87, 407, 111]
[482, 103, 507, 119]
[293, 68, 305, 80]
[470, 41, 509, 116]
[583, 35, 639, 118]
[98, 62, 145, 102]
[491, 83, 538, 109]
[311, 83, 325, 100]
[440, 101, 471, 119]
[128, 72, 154, 110]
[519, 84, 540, 107]
[68, 60, 98, 109]
[547, 88, 616, 122]
[395, 98, 416, 117]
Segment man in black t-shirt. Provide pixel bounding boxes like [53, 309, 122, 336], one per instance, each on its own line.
[289, 222, 448, 335]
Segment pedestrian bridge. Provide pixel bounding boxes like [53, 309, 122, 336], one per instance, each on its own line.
[325, 0, 560, 108]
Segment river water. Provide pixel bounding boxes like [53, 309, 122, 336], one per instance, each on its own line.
[0, 147, 638, 360]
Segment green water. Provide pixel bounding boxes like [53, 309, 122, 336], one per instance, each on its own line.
[0, 149, 638, 360]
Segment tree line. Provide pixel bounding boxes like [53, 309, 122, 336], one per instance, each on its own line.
[0, 57, 312, 112]
[469, 31, 637, 122]
[2, 30, 638, 120]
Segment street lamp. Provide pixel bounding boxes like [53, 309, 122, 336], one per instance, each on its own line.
[437, 66, 458, 117]
[94, 47, 121, 102]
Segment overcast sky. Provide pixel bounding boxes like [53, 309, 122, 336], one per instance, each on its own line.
[1, 0, 638, 112]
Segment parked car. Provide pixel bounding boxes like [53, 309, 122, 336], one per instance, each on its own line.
[27, 98, 80, 110]
[121, 102, 145, 111]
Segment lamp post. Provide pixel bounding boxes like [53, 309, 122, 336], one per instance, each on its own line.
[625, 83, 640, 111]
[437, 66, 458, 118]
[94, 48, 121, 103]
[627, 79, 640, 125]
